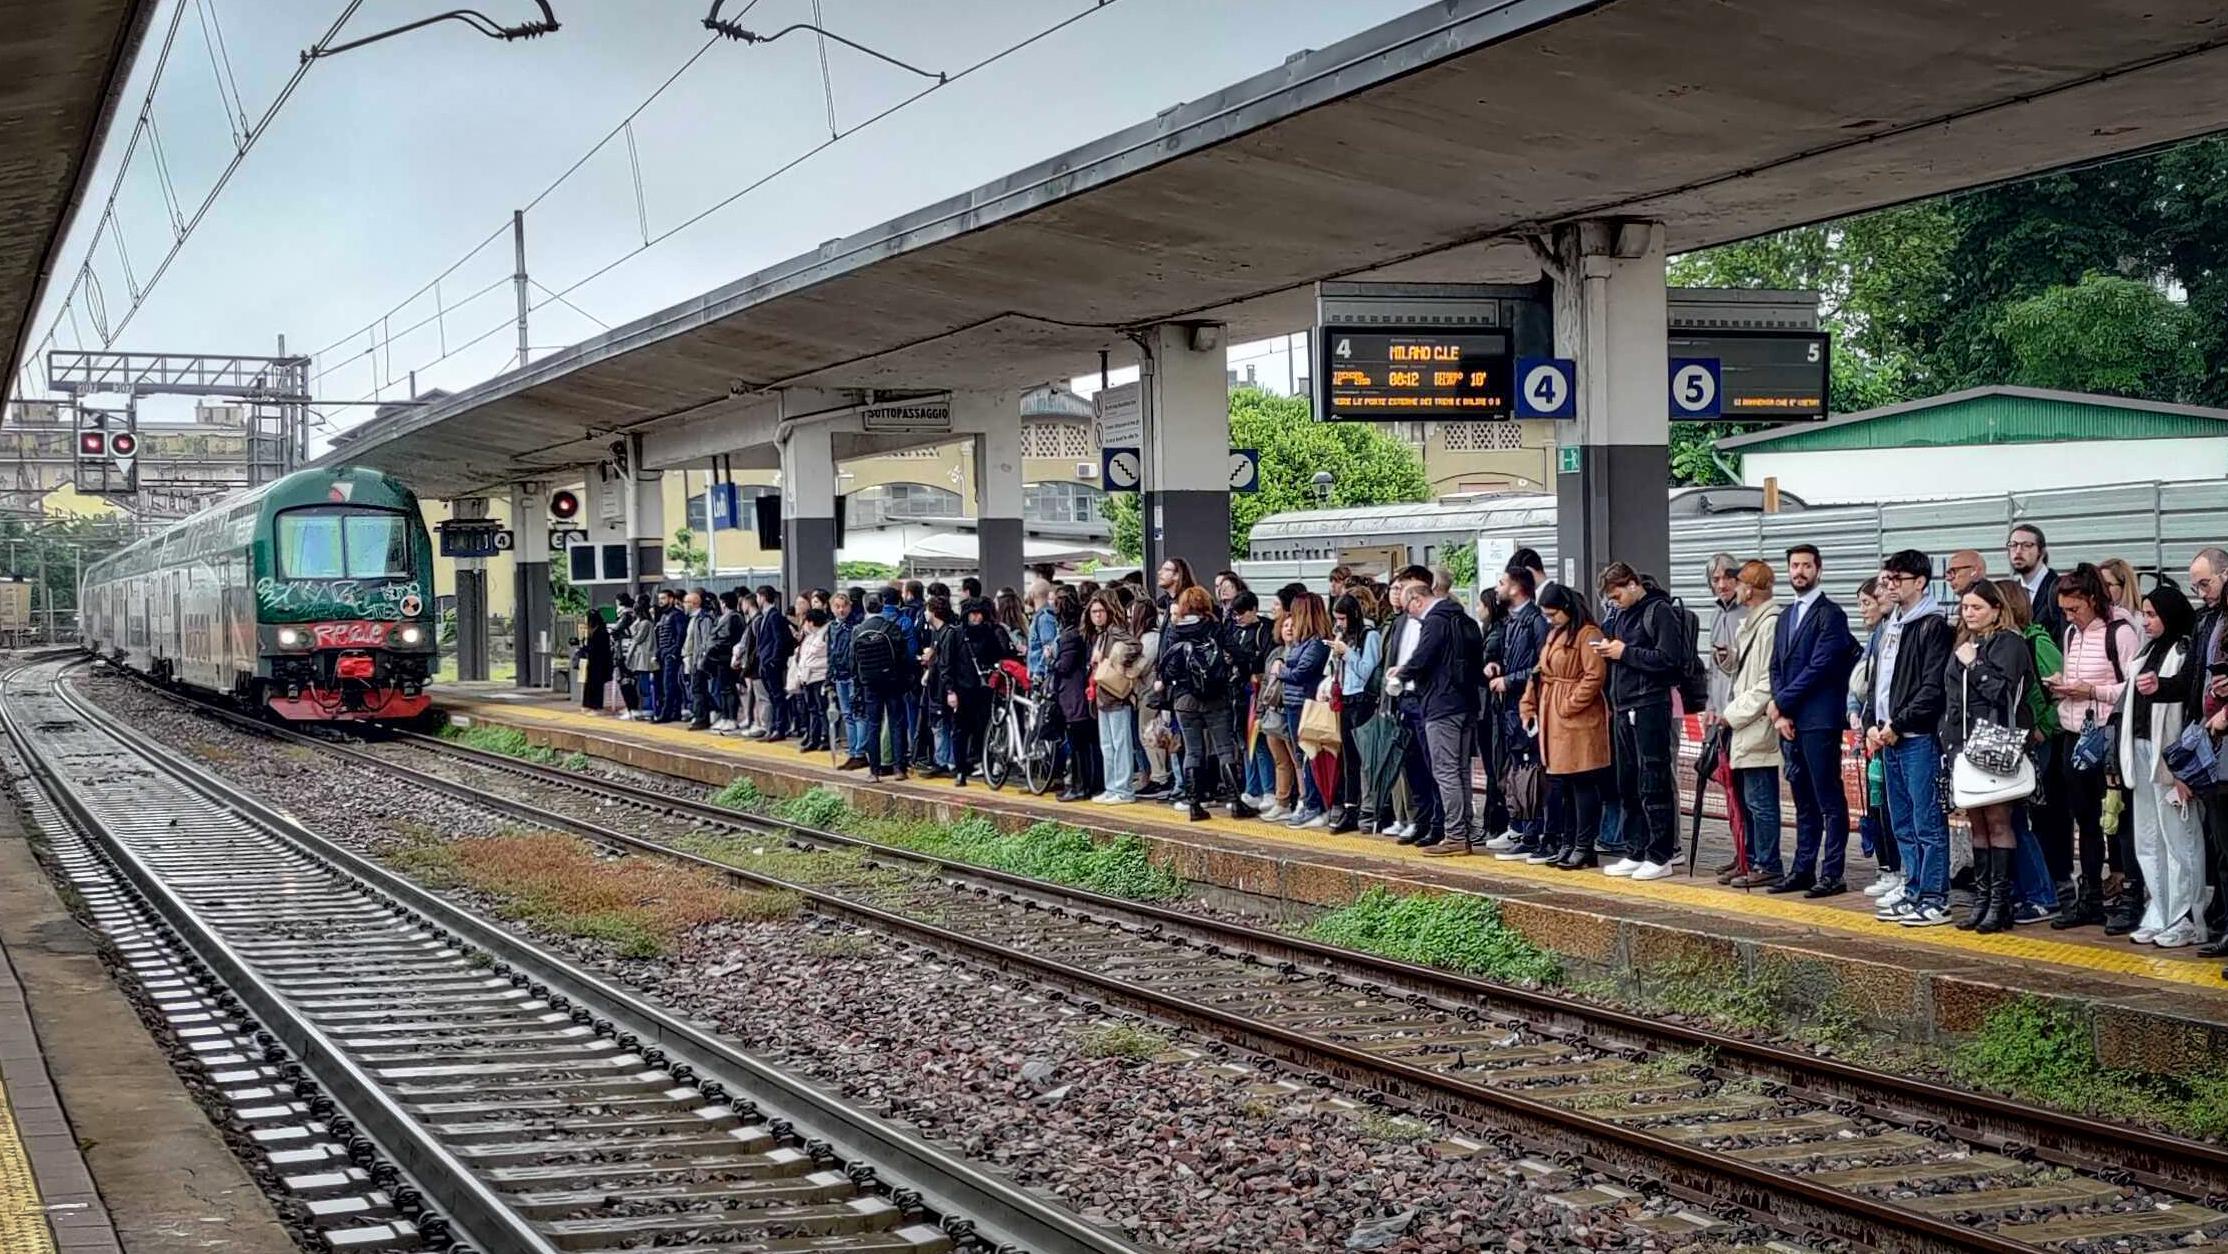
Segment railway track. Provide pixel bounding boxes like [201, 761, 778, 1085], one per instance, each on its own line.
[9, 657, 1142, 1254]
[108, 669, 2228, 1253]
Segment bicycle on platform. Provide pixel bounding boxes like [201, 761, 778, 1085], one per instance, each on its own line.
[982, 658, 1055, 795]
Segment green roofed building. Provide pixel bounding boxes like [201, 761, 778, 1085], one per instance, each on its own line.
[1715, 386, 2228, 504]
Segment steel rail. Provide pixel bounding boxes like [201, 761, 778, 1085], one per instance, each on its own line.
[48, 663, 1145, 1254]
[99, 680, 2059, 1252]
[372, 711, 2228, 1203]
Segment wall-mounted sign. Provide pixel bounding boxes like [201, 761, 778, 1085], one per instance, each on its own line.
[858, 397, 953, 433]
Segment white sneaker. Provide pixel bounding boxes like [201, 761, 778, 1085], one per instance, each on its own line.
[1393, 822, 1416, 840]
[2130, 926, 2162, 945]
[1604, 858, 1642, 877]
[1259, 803, 1286, 821]
[1631, 861, 1676, 881]
[1863, 873, 1901, 899]
[2153, 922, 2197, 949]
[1304, 811, 1331, 829]
[1100, 794, 1137, 806]
[1873, 887, 1908, 916]
[1089, 791, 1116, 804]
[1495, 846, 1533, 861]
[1484, 833, 1520, 853]
[1522, 849, 1559, 865]
[1901, 904, 1953, 927]
[1874, 900, 1914, 923]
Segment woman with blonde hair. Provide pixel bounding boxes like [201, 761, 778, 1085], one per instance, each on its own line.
[1719, 559, 1786, 887]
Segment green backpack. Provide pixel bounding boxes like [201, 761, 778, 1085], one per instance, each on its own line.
[2022, 623, 2063, 737]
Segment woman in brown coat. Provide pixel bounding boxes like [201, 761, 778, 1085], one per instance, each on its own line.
[1520, 582, 1613, 870]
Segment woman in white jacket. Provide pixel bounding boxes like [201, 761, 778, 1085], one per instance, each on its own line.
[2119, 584, 2202, 947]
[1718, 560, 1786, 890]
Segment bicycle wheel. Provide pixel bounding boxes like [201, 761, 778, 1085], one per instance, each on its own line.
[1019, 702, 1056, 796]
[983, 702, 1012, 790]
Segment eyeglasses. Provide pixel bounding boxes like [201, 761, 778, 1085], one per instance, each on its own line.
[2006, 539, 2041, 552]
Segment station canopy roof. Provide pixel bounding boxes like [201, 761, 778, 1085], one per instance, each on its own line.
[321, 0, 2228, 500]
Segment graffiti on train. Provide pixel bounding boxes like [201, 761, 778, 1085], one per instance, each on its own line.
[255, 577, 427, 621]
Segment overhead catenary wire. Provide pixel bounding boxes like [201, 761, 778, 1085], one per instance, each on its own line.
[19, 0, 367, 396]
[337, 0, 1121, 408]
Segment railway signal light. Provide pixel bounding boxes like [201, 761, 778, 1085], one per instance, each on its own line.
[78, 431, 105, 456]
[549, 489, 581, 523]
[109, 431, 136, 481]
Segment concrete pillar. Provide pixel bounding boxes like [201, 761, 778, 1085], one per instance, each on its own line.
[1552, 220, 1669, 592]
[621, 434, 665, 599]
[449, 497, 489, 683]
[779, 417, 837, 594]
[957, 391, 1024, 590]
[509, 481, 553, 688]
[1142, 322, 1229, 583]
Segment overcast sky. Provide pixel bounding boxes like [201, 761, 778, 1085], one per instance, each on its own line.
[25, 0, 1420, 437]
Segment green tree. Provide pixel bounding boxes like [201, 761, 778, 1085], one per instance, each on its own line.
[667, 525, 707, 578]
[836, 560, 896, 582]
[1996, 273, 2201, 399]
[1105, 387, 1430, 562]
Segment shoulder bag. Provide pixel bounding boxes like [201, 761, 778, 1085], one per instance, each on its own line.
[1092, 639, 1137, 702]
[1298, 664, 1343, 757]
[1952, 664, 2035, 808]
[2067, 620, 2127, 774]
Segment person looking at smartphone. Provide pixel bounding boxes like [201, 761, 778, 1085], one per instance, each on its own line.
[1593, 563, 1687, 881]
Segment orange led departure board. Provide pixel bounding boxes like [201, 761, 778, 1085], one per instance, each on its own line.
[1320, 329, 1513, 421]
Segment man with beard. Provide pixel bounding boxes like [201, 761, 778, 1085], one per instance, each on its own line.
[1767, 543, 1859, 897]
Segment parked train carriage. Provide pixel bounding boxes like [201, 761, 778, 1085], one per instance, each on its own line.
[82, 466, 438, 720]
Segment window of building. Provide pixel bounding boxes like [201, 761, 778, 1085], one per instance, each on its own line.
[1442, 421, 1525, 451]
[1023, 479, 1105, 525]
[846, 482, 963, 527]
[1021, 422, 1091, 459]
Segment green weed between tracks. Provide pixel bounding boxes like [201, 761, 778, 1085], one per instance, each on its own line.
[1302, 886, 1561, 986]
[1953, 997, 2228, 1140]
[439, 723, 571, 767]
[709, 783, 1184, 902]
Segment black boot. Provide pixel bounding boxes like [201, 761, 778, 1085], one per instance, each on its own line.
[1229, 795, 1259, 820]
[2052, 884, 2106, 929]
[1188, 759, 1217, 822]
[1554, 833, 1596, 870]
[1957, 852, 1994, 931]
[1328, 806, 1359, 835]
[1976, 849, 2015, 934]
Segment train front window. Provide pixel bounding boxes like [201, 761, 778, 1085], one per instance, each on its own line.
[277, 509, 412, 580]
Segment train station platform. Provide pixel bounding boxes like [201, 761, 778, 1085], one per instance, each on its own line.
[439, 684, 2228, 1075]
[0, 779, 295, 1253]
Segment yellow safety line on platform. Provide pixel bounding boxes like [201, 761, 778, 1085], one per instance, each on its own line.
[0, 1079, 57, 1254]
[456, 700, 2228, 991]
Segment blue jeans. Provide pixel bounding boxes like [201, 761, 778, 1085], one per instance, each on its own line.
[1883, 734, 1949, 908]
[1784, 727, 1849, 883]
[656, 657, 683, 721]
[1599, 793, 1625, 857]
[933, 707, 953, 768]
[1734, 766, 1784, 877]
[861, 685, 907, 774]
[835, 678, 868, 757]
[1246, 731, 1275, 799]
[2010, 806, 2059, 911]
[1098, 706, 1137, 800]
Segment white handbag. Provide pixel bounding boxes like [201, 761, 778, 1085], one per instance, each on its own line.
[1951, 668, 2035, 809]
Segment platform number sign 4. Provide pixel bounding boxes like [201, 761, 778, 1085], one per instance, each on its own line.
[1668, 358, 1722, 420]
[1513, 356, 1576, 420]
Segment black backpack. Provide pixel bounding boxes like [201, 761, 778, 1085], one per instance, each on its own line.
[852, 617, 900, 687]
[1665, 597, 1711, 713]
[1174, 634, 1236, 702]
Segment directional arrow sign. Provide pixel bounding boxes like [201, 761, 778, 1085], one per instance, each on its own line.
[1101, 446, 1142, 493]
[1228, 448, 1261, 493]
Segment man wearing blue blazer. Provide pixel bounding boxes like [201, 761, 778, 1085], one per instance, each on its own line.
[1767, 544, 1860, 897]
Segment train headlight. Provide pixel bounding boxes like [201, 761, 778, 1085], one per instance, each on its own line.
[399, 625, 423, 646]
[276, 627, 302, 647]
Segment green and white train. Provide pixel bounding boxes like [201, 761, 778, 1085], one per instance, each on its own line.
[81, 466, 439, 720]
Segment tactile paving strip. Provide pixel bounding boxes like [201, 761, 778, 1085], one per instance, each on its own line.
[0, 1079, 56, 1254]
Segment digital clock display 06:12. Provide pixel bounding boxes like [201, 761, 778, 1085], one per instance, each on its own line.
[1320, 328, 1512, 421]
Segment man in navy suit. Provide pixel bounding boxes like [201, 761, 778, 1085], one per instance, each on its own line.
[1767, 544, 1859, 897]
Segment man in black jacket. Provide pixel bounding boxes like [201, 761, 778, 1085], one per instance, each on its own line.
[1865, 549, 1956, 927]
[1595, 564, 1687, 879]
[1386, 565, 1484, 855]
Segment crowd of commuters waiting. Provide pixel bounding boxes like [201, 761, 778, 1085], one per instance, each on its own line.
[573, 525, 2228, 962]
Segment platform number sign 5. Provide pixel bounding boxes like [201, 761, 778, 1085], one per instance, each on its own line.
[1513, 356, 1576, 420]
[1668, 358, 1722, 420]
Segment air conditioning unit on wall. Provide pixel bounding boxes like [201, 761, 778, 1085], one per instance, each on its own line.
[1075, 461, 1096, 480]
